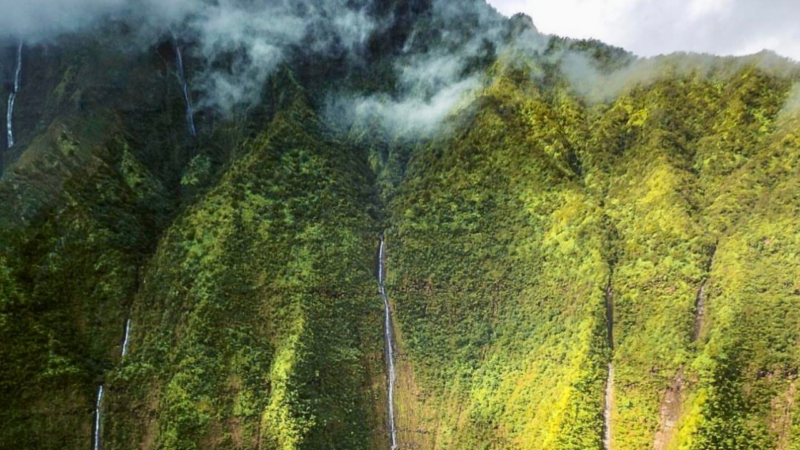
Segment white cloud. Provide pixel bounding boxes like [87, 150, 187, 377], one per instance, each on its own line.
[686, 0, 734, 20]
[487, 0, 800, 61]
[326, 76, 481, 138]
[0, 0, 127, 39]
[0, 0, 383, 114]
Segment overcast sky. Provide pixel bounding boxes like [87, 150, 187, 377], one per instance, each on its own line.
[487, 0, 800, 61]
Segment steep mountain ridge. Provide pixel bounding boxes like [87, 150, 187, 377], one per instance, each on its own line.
[1, 1, 799, 449]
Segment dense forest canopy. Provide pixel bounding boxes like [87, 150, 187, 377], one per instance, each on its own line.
[0, 1, 798, 449]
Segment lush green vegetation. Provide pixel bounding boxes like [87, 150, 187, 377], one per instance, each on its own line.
[104, 78, 387, 450]
[380, 51, 800, 449]
[0, 113, 160, 449]
[1, 5, 799, 450]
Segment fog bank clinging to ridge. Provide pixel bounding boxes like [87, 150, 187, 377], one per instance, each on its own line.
[0, 0, 384, 114]
[3, 0, 797, 138]
[1, 0, 516, 136]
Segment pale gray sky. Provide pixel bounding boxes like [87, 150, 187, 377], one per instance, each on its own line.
[487, 0, 800, 61]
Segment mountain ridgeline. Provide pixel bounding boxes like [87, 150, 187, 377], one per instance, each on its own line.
[0, 1, 799, 449]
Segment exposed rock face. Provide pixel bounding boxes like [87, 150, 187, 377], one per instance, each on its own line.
[653, 370, 684, 450]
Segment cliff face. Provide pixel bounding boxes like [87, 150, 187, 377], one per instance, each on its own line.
[387, 60, 800, 449]
[1, 2, 799, 449]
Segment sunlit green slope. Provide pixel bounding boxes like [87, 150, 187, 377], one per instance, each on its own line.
[385, 58, 800, 450]
[0, 5, 799, 450]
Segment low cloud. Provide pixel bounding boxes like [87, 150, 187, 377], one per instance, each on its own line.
[0, 0, 127, 40]
[324, 0, 510, 139]
[161, 0, 380, 114]
[1, 0, 381, 114]
[559, 49, 798, 104]
[325, 76, 481, 138]
[780, 82, 800, 116]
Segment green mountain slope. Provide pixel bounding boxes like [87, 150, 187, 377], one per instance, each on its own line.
[385, 58, 800, 449]
[0, 2, 799, 449]
[104, 79, 387, 450]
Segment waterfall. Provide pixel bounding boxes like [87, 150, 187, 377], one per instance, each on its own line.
[173, 39, 196, 137]
[121, 319, 132, 359]
[603, 282, 614, 450]
[604, 364, 613, 450]
[692, 282, 708, 341]
[92, 319, 130, 450]
[93, 385, 104, 450]
[6, 41, 22, 148]
[379, 237, 398, 450]
[693, 247, 716, 341]
[6, 92, 16, 148]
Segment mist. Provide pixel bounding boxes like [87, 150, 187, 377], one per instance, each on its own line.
[1, 0, 384, 115]
[323, 0, 513, 139]
[557, 45, 799, 104]
[0, 0, 127, 40]
[154, 0, 381, 114]
[0, 0, 532, 140]
[325, 76, 481, 138]
[780, 82, 800, 116]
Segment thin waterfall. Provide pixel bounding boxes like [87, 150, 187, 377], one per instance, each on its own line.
[604, 282, 614, 450]
[379, 237, 398, 450]
[172, 38, 196, 137]
[121, 319, 132, 359]
[93, 318, 131, 449]
[6, 41, 22, 148]
[93, 385, 104, 450]
[693, 246, 716, 341]
[604, 364, 613, 450]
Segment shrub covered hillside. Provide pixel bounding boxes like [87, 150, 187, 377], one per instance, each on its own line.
[100, 75, 386, 450]
[386, 54, 800, 449]
[0, 31, 201, 449]
[0, 1, 799, 449]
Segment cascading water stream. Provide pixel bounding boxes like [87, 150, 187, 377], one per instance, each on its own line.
[173, 39, 196, 137]
[6, 41, 22, 148]
[604, 283, 614, 450]
[604, 364, 613, 450]
[93, 318, 131, 449]
[121, 319, 132, 359]
[93, 385, 104, 450]
[693, 247, 716, 342]
[379, 237, 398, 450]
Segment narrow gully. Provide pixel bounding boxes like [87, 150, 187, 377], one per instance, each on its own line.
[693, 246, 717, 342]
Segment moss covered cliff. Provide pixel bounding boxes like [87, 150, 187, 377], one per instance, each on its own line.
[1, 2, 799, 449]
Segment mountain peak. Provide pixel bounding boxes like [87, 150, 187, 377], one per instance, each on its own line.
[509, 12, 538, 35]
